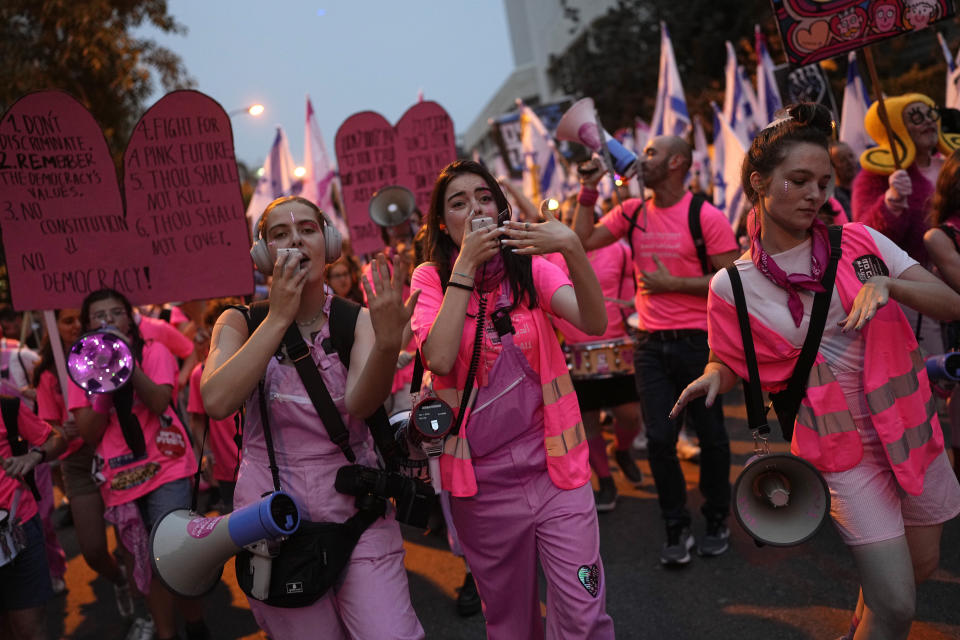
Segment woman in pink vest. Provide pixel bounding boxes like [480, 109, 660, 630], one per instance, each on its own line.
[673, 103, 960, 640]
[410, 160, 614, 639]
[71, 289, 208, 640]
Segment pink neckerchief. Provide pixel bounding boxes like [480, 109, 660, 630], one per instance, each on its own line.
[750, 214, 830, 327]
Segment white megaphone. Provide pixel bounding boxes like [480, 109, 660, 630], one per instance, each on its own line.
[369, 185, 416, 227]
[556, 97, 638, 178]
[150, 491, 300, 597]
[733, 453, 830, 547]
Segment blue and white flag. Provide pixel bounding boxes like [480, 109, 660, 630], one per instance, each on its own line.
[937, 32, 960, 110]
[755, 25, 784, 126]
[691, 114, 710, 193]
[839, 51, 875, 158]
[711, 102, 749, 229]
[651, 22, 691, 138]
[723, 41, 760, 141]
[517, 100, 568, 204]
[302, 96, 345, 237]
[245, 126, 298, 236]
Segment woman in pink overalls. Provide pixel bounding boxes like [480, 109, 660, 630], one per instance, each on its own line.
[201, 196, 424, 640]
[410, 160, 615, 639]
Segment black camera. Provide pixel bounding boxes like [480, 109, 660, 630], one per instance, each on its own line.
[334, 464, 436, 529]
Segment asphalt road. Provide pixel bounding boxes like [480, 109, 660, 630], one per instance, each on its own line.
[45, 388, 960, 639]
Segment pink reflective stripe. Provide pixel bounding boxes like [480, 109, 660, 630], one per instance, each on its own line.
[885, 397, 937, 465]
[797, 404, 857, 436]
[545, 422, 586, 457]
[543, 373, 575, 405]
[866, 349, 924, 415]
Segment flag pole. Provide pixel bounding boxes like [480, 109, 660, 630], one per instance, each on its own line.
[862, 46, 902, 171]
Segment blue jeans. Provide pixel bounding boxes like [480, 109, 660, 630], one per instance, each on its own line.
[633, 330, 730, 528]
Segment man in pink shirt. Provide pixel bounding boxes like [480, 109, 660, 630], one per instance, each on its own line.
[573, 136, 740, 565]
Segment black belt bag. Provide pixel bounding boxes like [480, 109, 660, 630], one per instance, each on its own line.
[235, 507, 379, 608]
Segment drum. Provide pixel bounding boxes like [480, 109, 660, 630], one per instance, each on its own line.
[564, 337, 635, 380]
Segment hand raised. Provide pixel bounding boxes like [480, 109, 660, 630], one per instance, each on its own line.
[502, 200, 579, 256]
[361, 253, 421, 352]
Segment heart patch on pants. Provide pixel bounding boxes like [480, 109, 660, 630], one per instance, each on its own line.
[578, 564, 600, 597]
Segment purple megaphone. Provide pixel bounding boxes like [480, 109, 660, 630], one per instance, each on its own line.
[926, 353, 960, 383]
[67, 329, 135, 393]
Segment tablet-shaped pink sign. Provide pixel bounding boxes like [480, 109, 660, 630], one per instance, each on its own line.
[335, 101, 456, 256]
[0, 91, 133, 310]
[124, 90, 252, 302]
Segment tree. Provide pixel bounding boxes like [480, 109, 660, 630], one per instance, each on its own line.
[0, 0, 194, 161]
[549, 0, 770, 134]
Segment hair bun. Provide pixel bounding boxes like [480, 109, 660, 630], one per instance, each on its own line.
[786, 103, 835, 138]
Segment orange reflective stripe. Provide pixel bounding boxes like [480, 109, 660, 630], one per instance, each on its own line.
[866, 349, 924, 415]
[797, 403, 857, 436]
[443, 434, 471, 461]
[807, 361, 835, 388]
[543, 373, 575, 405]
[885, 397, 936, 465]
[545, 422, 586, 457]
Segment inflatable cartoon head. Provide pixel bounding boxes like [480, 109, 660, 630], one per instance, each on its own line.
[861, 93, 960, 174]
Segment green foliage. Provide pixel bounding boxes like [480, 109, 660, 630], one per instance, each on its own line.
[0, 0, 194, 161]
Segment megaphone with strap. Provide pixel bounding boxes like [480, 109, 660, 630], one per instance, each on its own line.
[556, 97, 638, 177]
[150, 491, 300, 597]
[733, 453, 830, 547]
[369, 185, 416, 227]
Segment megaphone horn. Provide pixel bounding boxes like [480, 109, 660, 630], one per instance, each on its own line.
[556, 98, 638, 177]
[67, 330, 136, 393]
[150, 491, 300, 597]
[733, 453, 830, 547]
[926, 352, 960, 383]
[369, 185, 416, 227]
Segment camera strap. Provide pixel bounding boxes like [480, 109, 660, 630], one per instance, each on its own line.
[282, 323, 357, 464]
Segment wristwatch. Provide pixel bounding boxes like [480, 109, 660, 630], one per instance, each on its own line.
[29, 446, 47, 463]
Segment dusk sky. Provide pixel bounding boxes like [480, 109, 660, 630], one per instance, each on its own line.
[139, 0, 515, 168]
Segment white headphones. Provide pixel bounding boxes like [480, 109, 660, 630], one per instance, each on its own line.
[250, 207, 342, 275]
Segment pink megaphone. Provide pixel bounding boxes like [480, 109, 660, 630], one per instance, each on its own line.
[67, 329, 135, 393]
[556, 97, 638, 177]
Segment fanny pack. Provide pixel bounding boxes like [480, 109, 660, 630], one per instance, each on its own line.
[235, 508, 379, 608]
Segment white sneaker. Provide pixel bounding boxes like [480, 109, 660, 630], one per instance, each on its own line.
[632, 430, 648, 452]
[125, 617, 155, 640]
[676, 432, 701, 461]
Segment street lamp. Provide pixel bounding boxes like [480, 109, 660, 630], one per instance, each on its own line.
[228, 104, 265, 118]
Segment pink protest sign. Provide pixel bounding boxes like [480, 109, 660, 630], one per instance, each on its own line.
[772, 0, 955, 66]
[0, 91, 136, 310]
[124, 90, 252, 302]
[335, 101, 456, 256]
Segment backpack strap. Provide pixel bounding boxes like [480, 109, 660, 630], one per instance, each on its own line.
[688, 194, 710, 274]
[1, 397, 41, 501]
[623, 198, 647, 260]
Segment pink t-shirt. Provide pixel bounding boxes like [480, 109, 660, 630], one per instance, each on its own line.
[0, 401, 51, 522]
[35, 370, 85, 459]
[68, 341, 195, 507]
[137, 315, 194, 360]
[187, 363, 240, 482]
[545, 241, 634, 343]
[410, 257, 571, 390]
[601, 192, 738, 331]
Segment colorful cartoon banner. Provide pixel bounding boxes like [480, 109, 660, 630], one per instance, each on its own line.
[0, 90, 253, 310]
[334, 101, 456, 256]
[771, 0, 955, 66]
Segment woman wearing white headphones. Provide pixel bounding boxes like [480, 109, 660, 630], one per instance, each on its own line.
[201, 196, 424, 639]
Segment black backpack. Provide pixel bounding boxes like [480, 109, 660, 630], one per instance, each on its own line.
[624, 194, 711, 274]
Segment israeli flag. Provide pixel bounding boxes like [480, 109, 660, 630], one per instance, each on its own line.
[651, 22, 691, 138]
[711, 102, 749, 229]
[723, 41, 760, 142]
[937, 32, 960, 110]
[838, 52, 875, 158]
[755, 25, 784, 126]
[245, 126, 298, 236]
